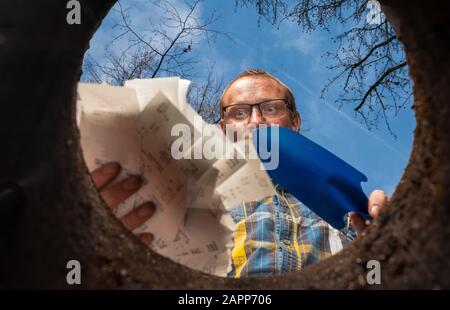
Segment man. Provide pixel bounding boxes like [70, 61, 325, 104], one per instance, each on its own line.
[90, 69, 388, 277]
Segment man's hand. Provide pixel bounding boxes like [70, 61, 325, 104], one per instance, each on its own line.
[90, 162, 155, 246]
[349, 189, 388, 236]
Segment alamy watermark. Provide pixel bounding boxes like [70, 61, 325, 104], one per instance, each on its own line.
[366, 259, 381, 285]
[366, 0, 383, 25]
[170, 116, 280, 170]
[66, 259, 81, 285]
[66, 0, 81, 25]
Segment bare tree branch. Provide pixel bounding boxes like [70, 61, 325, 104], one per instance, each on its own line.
[234, 0, 412, 137]
[81, 0, 228, 123]
[354, 60, 407, 111]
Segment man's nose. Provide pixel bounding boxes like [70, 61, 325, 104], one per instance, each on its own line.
[248, 105, 267, 127]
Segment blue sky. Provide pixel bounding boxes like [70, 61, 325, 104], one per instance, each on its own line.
[83, 0, 416, 197]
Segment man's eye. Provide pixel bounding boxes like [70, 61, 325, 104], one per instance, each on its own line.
[233, 109, 248, 118]
[264, 106, 277, 113]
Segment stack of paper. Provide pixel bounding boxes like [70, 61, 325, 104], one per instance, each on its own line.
[77, 77, 275, 276]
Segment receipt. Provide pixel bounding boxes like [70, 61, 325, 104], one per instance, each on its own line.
[77, 77, 276, 276]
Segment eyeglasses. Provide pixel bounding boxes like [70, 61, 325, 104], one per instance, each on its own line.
[222, 99, 290, 122]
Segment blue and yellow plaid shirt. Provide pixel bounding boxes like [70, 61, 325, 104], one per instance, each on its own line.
[227, 185, 355, 278]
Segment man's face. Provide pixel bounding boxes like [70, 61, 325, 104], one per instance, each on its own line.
[220, 76, 301, 139]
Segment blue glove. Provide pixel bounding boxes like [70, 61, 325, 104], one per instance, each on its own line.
[252, 126, 371, 230]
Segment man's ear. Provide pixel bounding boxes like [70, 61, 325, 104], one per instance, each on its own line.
[220, 118, 226, 133]
[292, 111, 301, 132]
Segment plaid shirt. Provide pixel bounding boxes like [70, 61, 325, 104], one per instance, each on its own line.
[227, 185, 355, 278]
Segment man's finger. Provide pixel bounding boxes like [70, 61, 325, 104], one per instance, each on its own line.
[368, 189, 388, 218]
[349, 212, 366, 236]
[90, 162, 120, 190]
[99, 176, 142, 208]
[119, 202, 156, 231]
[137, 232, 154, 246]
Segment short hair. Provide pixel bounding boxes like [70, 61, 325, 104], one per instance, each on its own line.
[219, 69, 297, 118]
